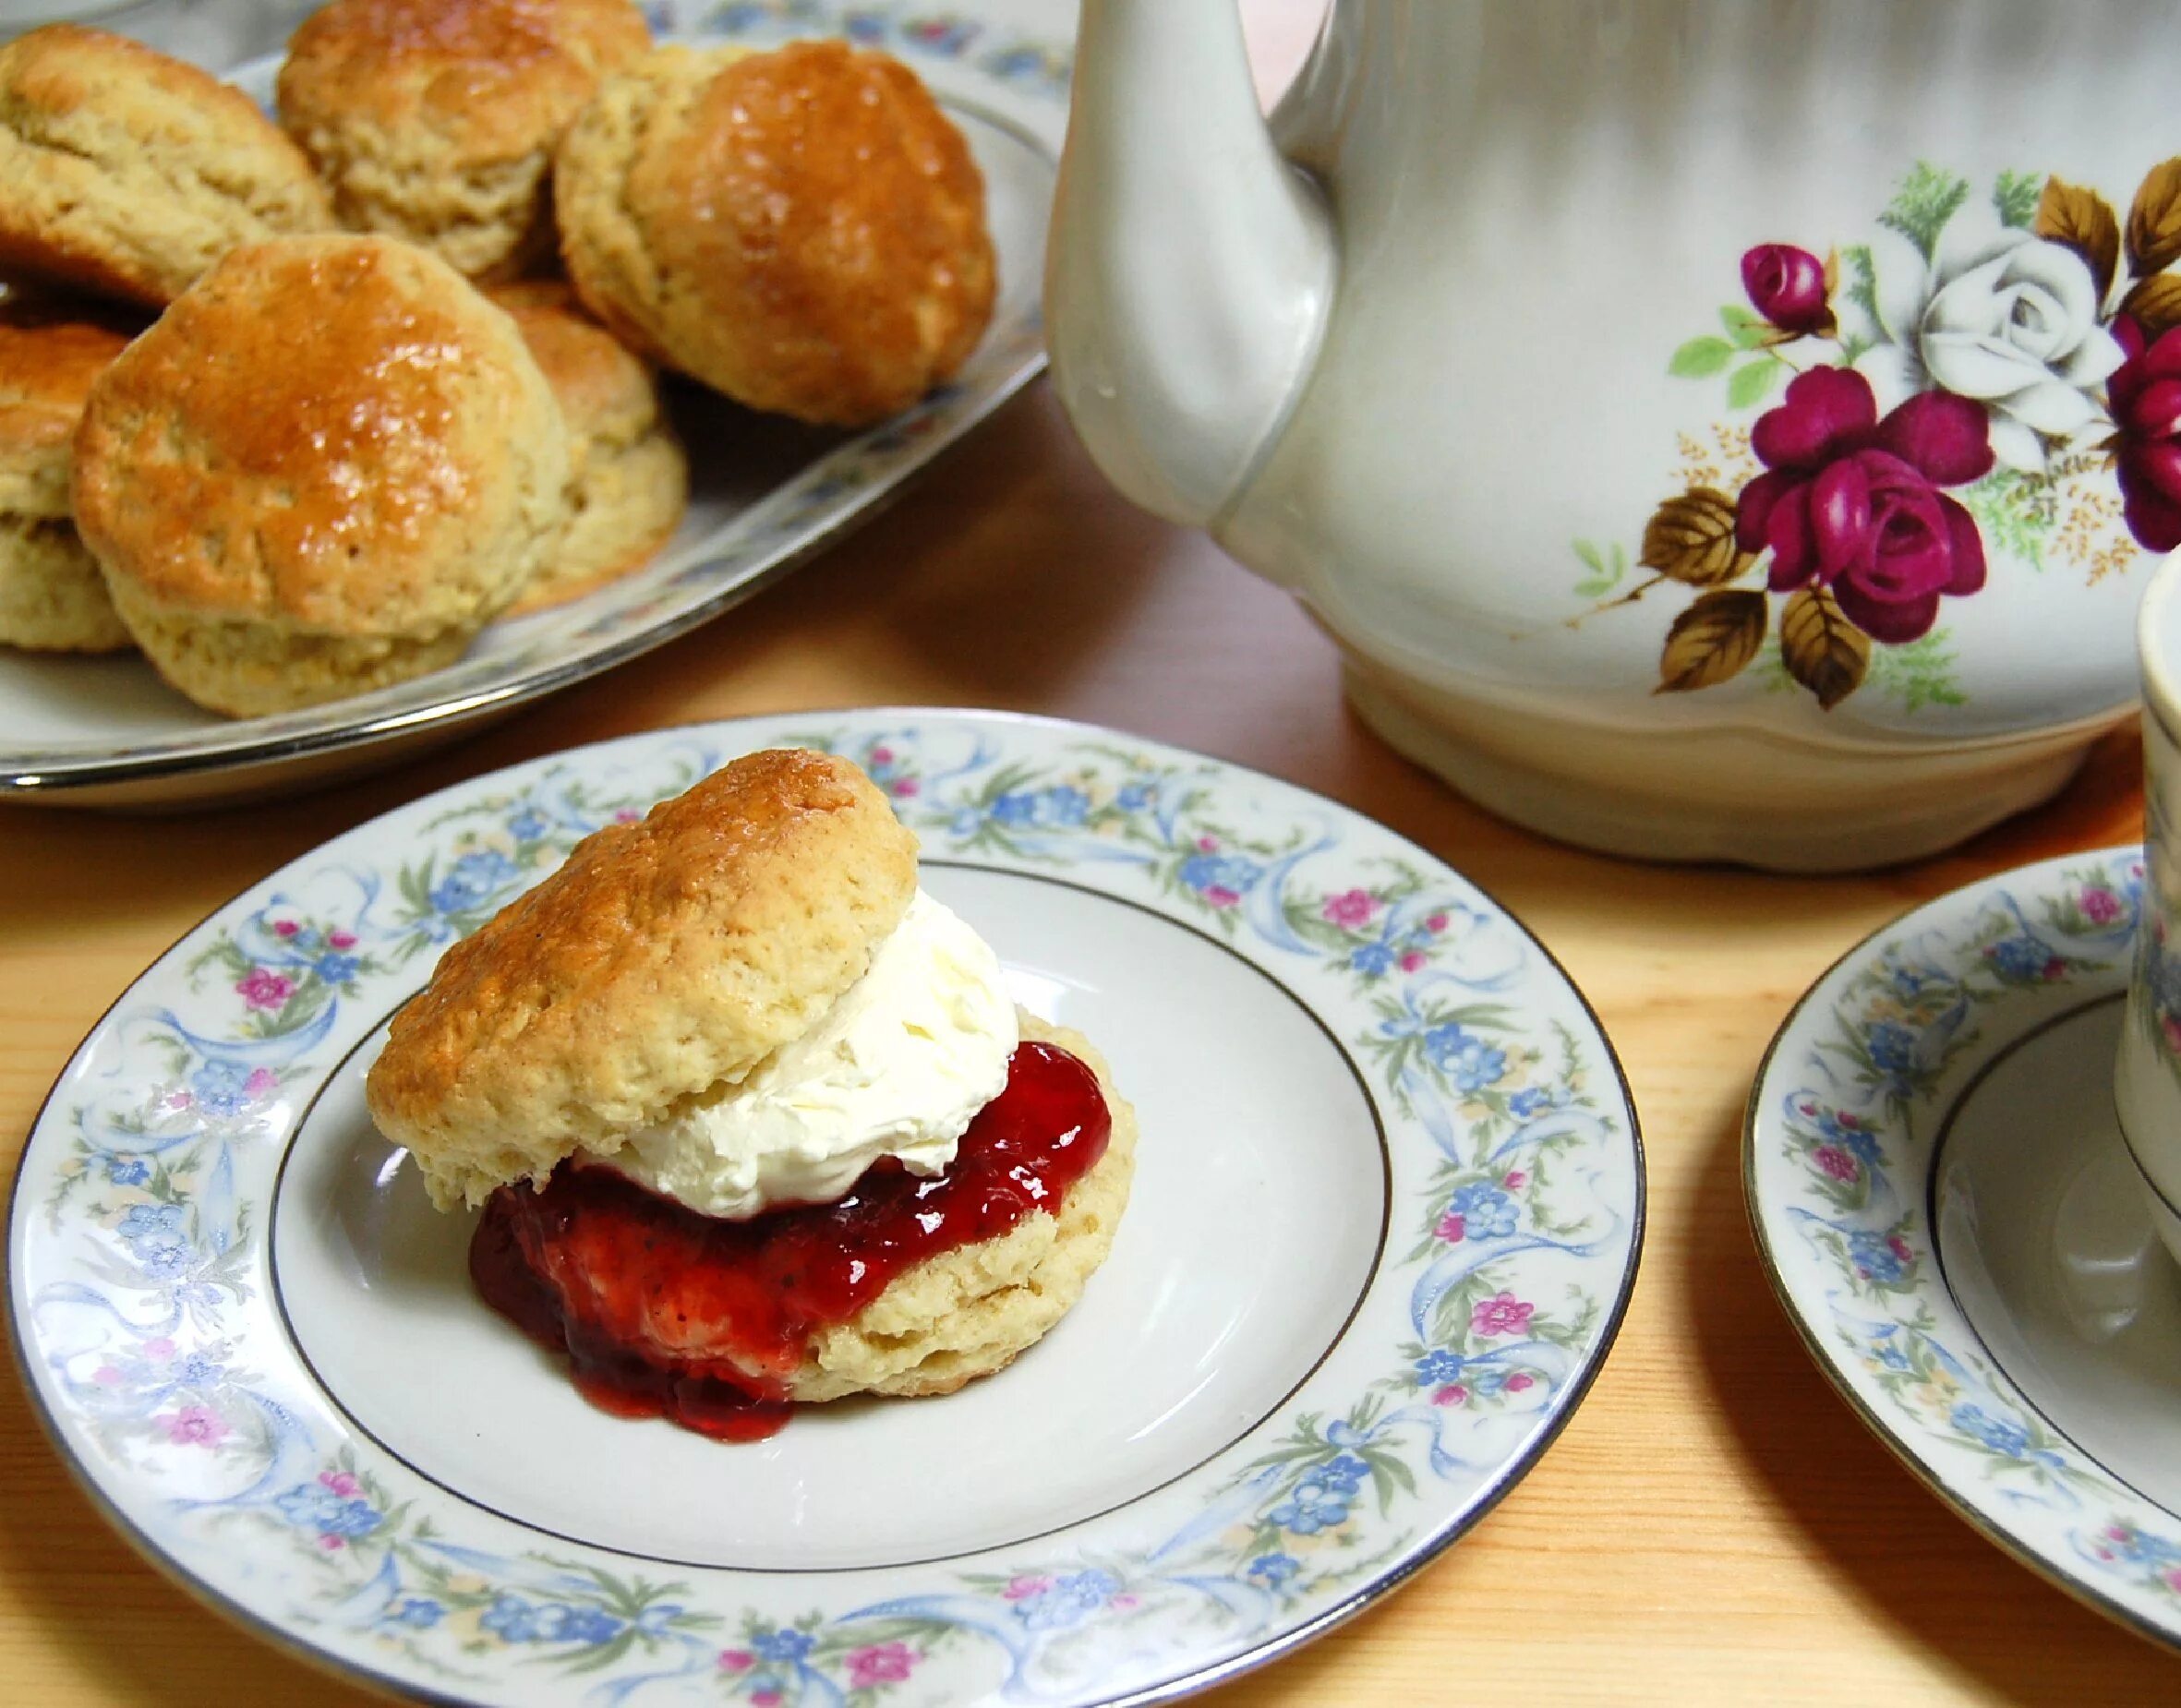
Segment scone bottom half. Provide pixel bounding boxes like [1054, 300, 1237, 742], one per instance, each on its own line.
[364, 749, 1136, 1440]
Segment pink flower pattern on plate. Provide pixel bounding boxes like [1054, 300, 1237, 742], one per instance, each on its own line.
[161, 1405, 227, 1447]
[1321, 888, 1379, 930]
[846, 1642, 917, 1689]
[235, 968, 294, 1010]
[1471, 1293, 1535, 1338]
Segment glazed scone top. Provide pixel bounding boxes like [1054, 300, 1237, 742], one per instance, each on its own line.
[367, 749, 922, 1209]
[0, 26, 332, 307]
[556, 40, 995, 426]
[0, 298, 135, 502]
[71, 234, 565, 635]
[278, 0, 651, 170]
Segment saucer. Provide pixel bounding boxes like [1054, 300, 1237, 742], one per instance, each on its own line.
[1747, 845, 2181, 1649]
[8, 710, 1644, 1706]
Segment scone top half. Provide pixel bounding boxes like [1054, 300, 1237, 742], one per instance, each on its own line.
[367, 750, 920, 1210]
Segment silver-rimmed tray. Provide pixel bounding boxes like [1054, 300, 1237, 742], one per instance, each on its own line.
[0, 0, 1070, 809]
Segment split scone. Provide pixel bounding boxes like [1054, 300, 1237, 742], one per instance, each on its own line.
[554, 40, 996, 427]
[365, 748, 1135, 1439]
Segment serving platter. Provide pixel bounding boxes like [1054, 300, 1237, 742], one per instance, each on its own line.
[1748, 846, 2181, 1652]
[0, 0, 1071, 809]
[8, 709, 1644, 1705]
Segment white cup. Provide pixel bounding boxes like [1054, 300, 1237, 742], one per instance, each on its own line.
[2115, 560, 2181, 1264]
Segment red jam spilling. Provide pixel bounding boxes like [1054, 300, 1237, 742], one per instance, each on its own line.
[469, 1040, 1112, 1441]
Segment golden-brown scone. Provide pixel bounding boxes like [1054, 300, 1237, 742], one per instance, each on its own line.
[0, 295, 137, 651]
[555, 41, 995, 427]
[488, 280, 686, 613]
[71, 234, 571, 716]
[0, 26, 333, 308]
[791, 1012, 1137, 1401]
[367, 748, 921, 1209]
[277, 0, 651, 283]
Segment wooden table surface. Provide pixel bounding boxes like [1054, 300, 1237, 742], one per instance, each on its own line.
[5, 4, 2180, 1702]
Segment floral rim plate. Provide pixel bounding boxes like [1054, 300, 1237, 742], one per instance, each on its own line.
[1745, 844, 2181, 1649]
[8, 710, 1643, 1706]
[0, 0, 1071, 809]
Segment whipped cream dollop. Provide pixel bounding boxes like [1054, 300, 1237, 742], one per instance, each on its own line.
[602, 890, 1018, 1219]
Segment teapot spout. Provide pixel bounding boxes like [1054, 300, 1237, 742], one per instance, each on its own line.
[1044, 0, 1336, 527]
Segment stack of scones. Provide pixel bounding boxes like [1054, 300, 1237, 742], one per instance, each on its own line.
[0, 1, 996, 714]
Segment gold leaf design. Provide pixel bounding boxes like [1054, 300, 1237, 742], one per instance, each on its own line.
[2037, 177, 2121, 301]
[1639, 488, 1757, 587]
[2128, 157, 2181, 278]
[1656, 589, 1768, 695]
[2123, 272, 2181, 342]
[1777, 587, 1871, 711]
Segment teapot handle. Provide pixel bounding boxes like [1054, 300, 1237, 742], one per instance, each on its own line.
[1044, 0, 1339, 531]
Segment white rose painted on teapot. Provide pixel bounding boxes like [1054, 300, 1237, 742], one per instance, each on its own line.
[1045, 0, 2180, 869]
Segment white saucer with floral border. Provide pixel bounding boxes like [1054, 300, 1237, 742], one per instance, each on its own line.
[1746, 843, 2181, 1651]
[7, 710, 1643, 1706]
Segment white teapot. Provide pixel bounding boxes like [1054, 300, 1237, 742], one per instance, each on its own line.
[1045, 0, 2178, 870]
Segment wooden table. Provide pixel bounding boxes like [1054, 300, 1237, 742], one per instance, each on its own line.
[4, 5, 2178, 1702]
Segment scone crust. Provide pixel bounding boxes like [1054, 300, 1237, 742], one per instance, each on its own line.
[0, 296, 136, 651]
[0, 297, 134, 520]
[489, 280, 686, 612]
[0, 25, 332, 307]
[277, 0, 650, 281]
[71, 234, 571, 713]
[556, 40, 996, 426]
[489, 280, 655, 438]
[789, 1013, 1138, 1402]
[368, 749, 921, 1209]
[0, 519, 131, 652]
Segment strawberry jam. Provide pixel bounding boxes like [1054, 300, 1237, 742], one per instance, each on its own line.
[469, 1040, 1111, 1441]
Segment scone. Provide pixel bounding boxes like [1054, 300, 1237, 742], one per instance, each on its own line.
[366, 748, 1136, 1438]
[488, 281, 686, 613]
[0, 26, 332, 308]
[555, 41, 996, 427]
[71, 234, 571, 716]
[277, 0, 651, 282]
[0, 296, 138, 651]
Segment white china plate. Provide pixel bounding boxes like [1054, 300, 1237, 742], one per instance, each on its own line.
[0, 0, 1071, 809]
[8, 710, 1644, 1706]
[1748, 845, 2181, 1651]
